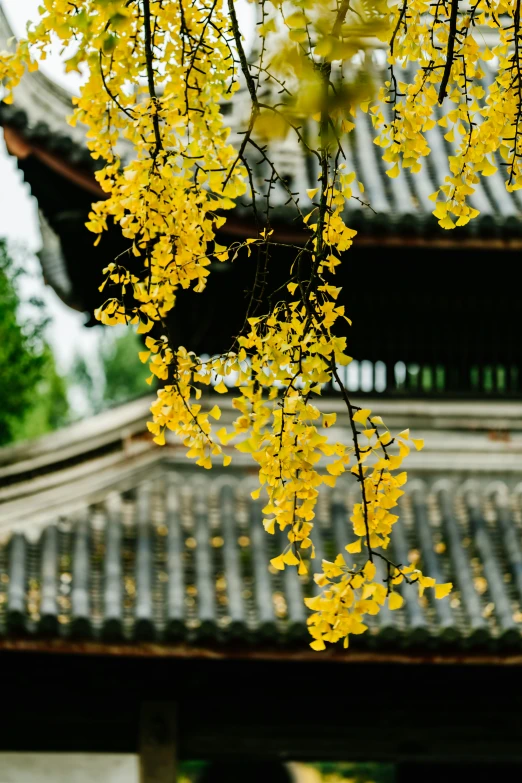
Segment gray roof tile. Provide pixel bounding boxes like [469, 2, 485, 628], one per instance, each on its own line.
[3, 59, 522, 238]
[1, 472, 521, 651]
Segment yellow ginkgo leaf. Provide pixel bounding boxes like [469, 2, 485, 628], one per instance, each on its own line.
[283, 550, 300, 566]
[439, 215, 456, 230]
[314, 37, 333, 57]
[353, 408, 371, 425]
[481, 159, 497, 176]
[435, 582, 453, 599]
[137, 318, 153, 334]
[263, 518, 276, 534]
[322, 412, 336, 428]
[386, 163, 400, 178]
[216, 427, 234, 445]
[286, 10, 307, 27]
[321, 474, 336, 487]
[270, 554, 285, 571]
[326, 459, 345, 476]
[389, 592, 404, 610]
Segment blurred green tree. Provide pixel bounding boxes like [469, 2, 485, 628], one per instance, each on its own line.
[16, 345, 69, 442]
[102, 328, 150, 406]
[0, 239, 68, 444]
[69, 328, 149, 414]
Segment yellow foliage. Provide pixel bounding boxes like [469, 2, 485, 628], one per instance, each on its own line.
[0, 0, 469, 652]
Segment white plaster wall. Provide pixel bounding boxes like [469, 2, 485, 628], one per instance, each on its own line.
[0, 753, 139, 783]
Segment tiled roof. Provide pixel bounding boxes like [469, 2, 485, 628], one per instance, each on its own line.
[1, 0, 521, 241]
[0, 103, 95, 170]
[3, 93, 522, 240]
[1, 470, 522, 651]
[233, 64, 522, 239]
[2, 395, 522, 530]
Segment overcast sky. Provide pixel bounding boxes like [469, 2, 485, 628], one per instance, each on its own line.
[0, 1, 100, 374]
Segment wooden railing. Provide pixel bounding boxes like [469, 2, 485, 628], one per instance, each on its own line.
[330, 360, 522, 397]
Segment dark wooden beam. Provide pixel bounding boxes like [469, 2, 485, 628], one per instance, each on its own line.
[1, 653, 521, 762]
[397, 763, 522, 783]
[3, 125, 104, 197]
[1, 637, 522, 666]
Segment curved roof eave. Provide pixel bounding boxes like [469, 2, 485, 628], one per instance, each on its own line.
[0, 7, 87, 146]
[0, 395, 521, 536]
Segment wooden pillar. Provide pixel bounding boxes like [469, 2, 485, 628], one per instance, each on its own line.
[139, 702, 178, 783]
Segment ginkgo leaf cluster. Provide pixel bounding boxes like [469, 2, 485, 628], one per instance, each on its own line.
[0, 0, 477, 650]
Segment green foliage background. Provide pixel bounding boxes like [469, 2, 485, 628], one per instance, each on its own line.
[0, 239, 68, 445]
[69, 327, 150, 414]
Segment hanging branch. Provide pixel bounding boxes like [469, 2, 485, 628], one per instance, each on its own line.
[438, 0, 460, 103]
[1, 0, 466, 652]
[142, 0, 163, 156]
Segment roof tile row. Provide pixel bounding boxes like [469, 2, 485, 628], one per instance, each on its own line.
[1, 472, 521, 650]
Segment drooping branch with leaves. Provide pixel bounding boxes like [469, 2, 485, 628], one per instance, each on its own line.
[3, 0, 517, 649]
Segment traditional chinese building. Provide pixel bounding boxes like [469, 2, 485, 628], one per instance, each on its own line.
[1, 6, 522, 783]
[1, 397, 522, 782]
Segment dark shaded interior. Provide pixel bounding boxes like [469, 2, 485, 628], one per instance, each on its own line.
[21, 143, 522, 397]
[1, 650, 522, 772]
